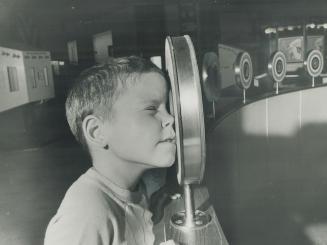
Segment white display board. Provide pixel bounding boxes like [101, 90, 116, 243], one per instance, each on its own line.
[0, 47, 55, 112]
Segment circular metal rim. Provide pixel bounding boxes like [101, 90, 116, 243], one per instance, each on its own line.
[234, 52, 253, 90]
[268, 51, 287, 83]
[185, 35, 206, 184]
[201, 52, 221, 102]
[165, 35, 206, 185]
[304, 49, 324, 77]
[165, 37, 184, 185]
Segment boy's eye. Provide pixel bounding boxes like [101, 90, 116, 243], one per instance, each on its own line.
[145, 106, 157, 111]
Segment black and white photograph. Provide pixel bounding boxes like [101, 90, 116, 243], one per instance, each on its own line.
[1, 0, 327, 244]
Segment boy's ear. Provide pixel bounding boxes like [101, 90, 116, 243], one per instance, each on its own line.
[82, 115, 107, 148]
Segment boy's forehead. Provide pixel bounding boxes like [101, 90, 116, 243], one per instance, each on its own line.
[133, 72, 168, 101]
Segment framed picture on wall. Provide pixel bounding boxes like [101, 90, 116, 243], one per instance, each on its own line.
[278, 36, 304, 63]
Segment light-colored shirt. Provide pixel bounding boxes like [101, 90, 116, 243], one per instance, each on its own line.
[44, 167, 155, 245]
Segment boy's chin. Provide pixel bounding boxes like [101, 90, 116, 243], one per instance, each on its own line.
[155, 156, 176, 168]
[143, 156, 175, 169]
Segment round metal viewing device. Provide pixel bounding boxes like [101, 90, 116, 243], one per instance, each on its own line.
[304, 49, 324, 87]
[234, 51, 253, 103]
[268, 51, 287, 94]
[165, 35, 212, 244]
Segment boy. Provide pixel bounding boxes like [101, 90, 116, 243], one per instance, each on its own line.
[44, 56, 178, 245]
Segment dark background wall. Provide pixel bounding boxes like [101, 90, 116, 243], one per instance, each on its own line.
[2, 0, 327, 63]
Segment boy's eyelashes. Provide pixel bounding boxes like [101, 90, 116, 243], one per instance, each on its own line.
[144, 102, 170, 112]
[145, 105, 158, 111]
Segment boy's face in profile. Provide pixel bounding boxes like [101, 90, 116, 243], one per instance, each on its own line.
[103, 72, 176, 169]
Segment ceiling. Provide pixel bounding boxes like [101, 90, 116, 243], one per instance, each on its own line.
[1, 0, 327, 58]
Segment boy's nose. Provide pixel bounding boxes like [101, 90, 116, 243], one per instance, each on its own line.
[162, 113, 174, 128]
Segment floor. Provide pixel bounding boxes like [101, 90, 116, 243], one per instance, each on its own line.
[0, 136, 90, 245]
[0, 71, 92, 245]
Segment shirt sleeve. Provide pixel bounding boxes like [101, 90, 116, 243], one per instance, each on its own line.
[44, 211, 114, 245]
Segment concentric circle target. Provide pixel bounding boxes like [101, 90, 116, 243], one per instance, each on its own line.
[165, 35, 206, 185]
[234, 52, 253, 89]
[304, 49, 324, 77]
[268, 51, 287, 83]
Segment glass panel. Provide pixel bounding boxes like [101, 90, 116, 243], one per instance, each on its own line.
[7, 66, 19, 92]
[31, 68, 37, 88]
[43, 67, 49, 86]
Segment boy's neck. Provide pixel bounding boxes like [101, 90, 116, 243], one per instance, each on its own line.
[92, 153, 148, 191]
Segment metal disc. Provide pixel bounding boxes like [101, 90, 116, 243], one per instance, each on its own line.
[170, 210, 212, 229]
[304, 49, 324, 77]
[165, 35, 206, 185]
[202, 52, 221, 102]
[234, 51, 253, 90]
[268, 51, 287, 83]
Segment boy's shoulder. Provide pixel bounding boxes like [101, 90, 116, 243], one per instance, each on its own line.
[58, 168, 124, 219]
